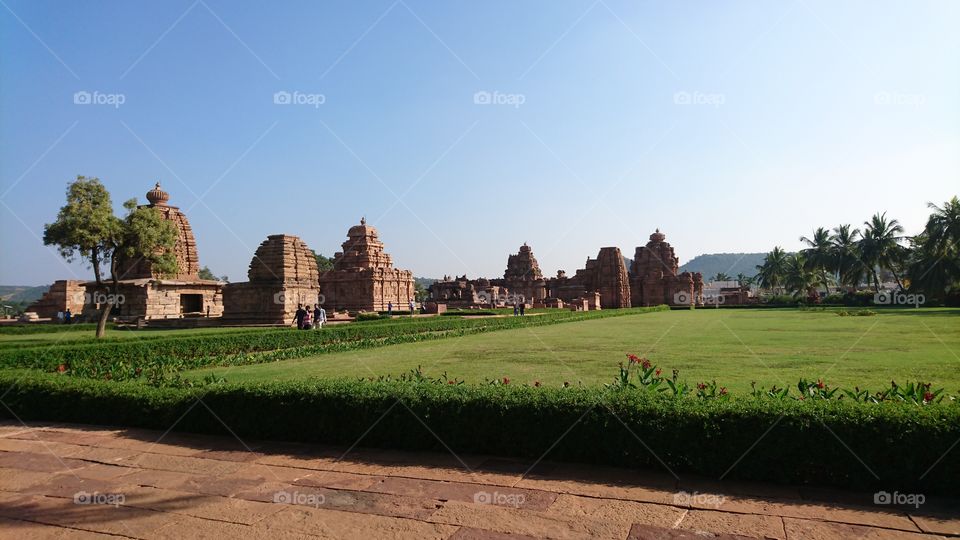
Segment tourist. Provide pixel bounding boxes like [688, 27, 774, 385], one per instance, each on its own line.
[64, 308, 72, 324]
[56, 310, 64, 323]
[409, 299, 415, 315]
[519, 302, 525, 316]
[513, 303, 519, 317]
[388, 301, 393, 316]
[302, 308, 312, 330]
[293, 304, 305, 329]
[313, 304, 324, 329]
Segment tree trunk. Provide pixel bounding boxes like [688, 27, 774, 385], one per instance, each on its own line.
[96, 302, 110, 338]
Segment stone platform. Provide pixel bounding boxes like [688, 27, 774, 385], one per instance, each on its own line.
[1, 422, 957, 539]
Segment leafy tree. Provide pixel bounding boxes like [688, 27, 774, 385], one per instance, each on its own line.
[312, 250, 335, 273]
[799, 227, 835, 294]
[830, 224, 862, 290]
[755, 246, 789, 294]
[198, 266, 228, 282]
[859, 212, 906, 291]
[44, 176, 178, 338]
[711, 272, 732, 282]
[736, 272, 754, 288]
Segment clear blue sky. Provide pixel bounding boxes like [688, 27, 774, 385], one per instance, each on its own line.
[1, 0, 957, 285]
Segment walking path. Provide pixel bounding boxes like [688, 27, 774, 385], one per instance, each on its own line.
[1, 421, 957, 539]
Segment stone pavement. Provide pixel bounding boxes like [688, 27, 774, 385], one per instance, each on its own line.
[0, 421, 957, 539]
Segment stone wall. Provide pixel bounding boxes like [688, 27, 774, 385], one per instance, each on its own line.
[24, 280, 86, 318]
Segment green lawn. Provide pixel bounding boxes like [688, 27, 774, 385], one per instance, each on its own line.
[187, 308, 960, 392]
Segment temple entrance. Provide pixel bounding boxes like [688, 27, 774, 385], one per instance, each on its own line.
[180, 294, 203, 314]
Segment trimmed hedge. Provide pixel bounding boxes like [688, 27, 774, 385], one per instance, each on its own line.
[1, 372, 957, 494]
[0, 307, 668, 376]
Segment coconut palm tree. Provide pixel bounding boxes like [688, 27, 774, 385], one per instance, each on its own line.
[859, 212, 906, 291]
[907, 196, 960, 298]
[755, 247, 789, 294]
[830, 224, 862, 290]
[736, 272, 753, 288]
[712, 272, 732, 282]
[800, 227, 835, 294]
[785, 253, 817, 298]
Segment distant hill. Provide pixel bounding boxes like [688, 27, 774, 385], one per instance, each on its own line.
[0, 285, 48, 304]
[414, 277, 441, 289]
[679, 253, 767, 279]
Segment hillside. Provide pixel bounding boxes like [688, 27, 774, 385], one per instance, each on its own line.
[0, 285, 47, 304]
[679, 253, 766, 279]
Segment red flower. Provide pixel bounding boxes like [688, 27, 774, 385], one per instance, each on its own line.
[697, 382, 706, 390]
[448, 380, 455, 385]
[720, 387, 728, 395]
[641, 358, 652, 370]
[655, 368, 662, 377]
[816, 380, 825, 389]
[627, 354, 640, 364]
[502, 377, 510, 385]
[56, 364, 67, 373]
[923, 392, 934, 402]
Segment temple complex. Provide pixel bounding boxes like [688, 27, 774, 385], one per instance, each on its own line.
[82, 183, 224, 321]
[318, 218, 415, 311]
[546, 247, 631, 309]
[630, 229, 704, 307]
[492, 243, 547, 304]
[222, 235, 320, 324]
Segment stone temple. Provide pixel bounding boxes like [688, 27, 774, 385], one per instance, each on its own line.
[222, 235, 320, 324]
[318, 218, 415, 312]
[83, 183, 224, 320]
[630, 229, 704, 306]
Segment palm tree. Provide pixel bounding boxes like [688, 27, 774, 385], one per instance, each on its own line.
[800, 227, 834, 294]
[859, 212, 906, 291]
[830, 224, 862, 290]
[907, 196, 960, 297]
[785, 253, 817, 298]
[712, 272, 732, 282]
[736, 272, 753, 288]
[755, 247, 789, 294]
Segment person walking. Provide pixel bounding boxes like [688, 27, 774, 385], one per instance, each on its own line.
[313, 304, 325, 329]
[293, 304, 305, 329]
[64, 308, 72, 324]
[409, 299, 415, 316]
[388, 301, 393, 316]
[519, 302, 525, 316]
[302, 308, 312, 330]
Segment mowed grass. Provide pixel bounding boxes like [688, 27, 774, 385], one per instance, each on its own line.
[0, 325, 278, 348]
[188, 308, 960, 392]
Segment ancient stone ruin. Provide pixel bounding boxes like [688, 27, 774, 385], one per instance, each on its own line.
[546, 247, 631, 308]
[318, 218, 415, 312]
[82, 183, 224, 321]
[24, 280, 86, 319]
[222, 234, 320, 324]
[630, 229, 704, 306]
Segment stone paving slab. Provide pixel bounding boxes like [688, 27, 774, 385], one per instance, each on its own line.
[0, 421, 956, 539]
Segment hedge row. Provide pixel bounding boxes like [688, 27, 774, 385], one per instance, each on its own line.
[1, 372, 956, 494]
[0, 307, 668, 375]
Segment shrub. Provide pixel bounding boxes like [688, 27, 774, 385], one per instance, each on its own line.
[355, 312, 382, 321]
[1, 371, 956, 494]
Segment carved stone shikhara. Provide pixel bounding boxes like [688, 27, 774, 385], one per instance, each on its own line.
[630, 229, 704, 307]
[222, 234, 320, 324]
[318, 218, 415, 312]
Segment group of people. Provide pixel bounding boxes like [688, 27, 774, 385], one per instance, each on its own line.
[293, 304, 326, 330]
[513, 302, 526, 316]
[386, 300, 418, 316]
[55, 309, 73, 324]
